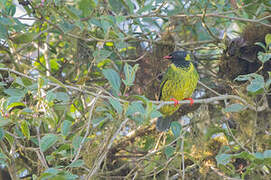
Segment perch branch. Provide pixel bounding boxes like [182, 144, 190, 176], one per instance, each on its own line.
[0, 68, 266, 112]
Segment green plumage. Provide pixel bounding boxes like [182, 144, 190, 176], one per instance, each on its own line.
[157, 51, 199, 131]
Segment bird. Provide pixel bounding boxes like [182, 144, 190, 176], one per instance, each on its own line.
[156, 51, 199, 131]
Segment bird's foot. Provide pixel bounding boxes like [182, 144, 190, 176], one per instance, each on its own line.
[184, 98, 194, 106]
[170, 98, 179, 107]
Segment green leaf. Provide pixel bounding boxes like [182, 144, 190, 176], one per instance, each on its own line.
[21, 120, 30, 140]
[55, 92, 70, 103]
[116, 16, 126, 24]
[0, 24, 8, 39]
[116, 41, 127, 50]
[123, 63, 139, 86]
[46, 91, 70, 103]
[263, 150, 271, 159]
[224, 103, 245, 113]
[170, 121, 182, 138]
[0, 17, 13, 25]
[126, 102, 145, 116]
[92, 116, 108, 126]
[6, 97, 22, 106]
[108, 97, 123, 114]
[61, 173, 78, 180]
[0, 152, 7, 160]
[247, 77, 265, 94]
[15, 77, 25, 87]
[132, 95, 150, 104]
[234, 74, 251, 82]
[109, 0, 122, 12]
[101, 19, 111, 32]
[265, 33, 271, 46]
[137, 2, 153, 14]
[235, 73, 265, 95]
[89, 18, 101, 27]
[61, 120, 72, 137]
[15, 127, 24, 138]
[49, 58, 60, 71]
[233, 151, 254, 160]
[258, 52, 271, 64]
[63, 6, 80, 20]
[0, 118, 11, 127]
[7, 102, 25, 111]
[255, 42, 266, 50]
[0, 82, 7, 86]
[126, 102, 146, 124]
[78, 0, 96, 17]
[40, 134, 59, 152]
[13, 18, 26, 32]
[4, 132, 14, 147]
[68, 159, 84, 168]
[253, 152, 264, 160]
[102, 69, 121, 94]
[164, 146, 175, 159]
[72, 136, 83, 150]
[0, 152, 7, 165]
[265, 79, 271, 88]
[0, 128, 5, 140]
[150, 109, 162, 119]
[59, 21, 75, 34]
[93, 49, 112, 62]
[215, 153, 232, 165]
[30, 137, 39, 146]
[4, 88, 26, 98]
[11, 32, 37, 44]
[126, 0, 134, 13]
[43, 168, 61, 175]
[7, 4, 16, 16]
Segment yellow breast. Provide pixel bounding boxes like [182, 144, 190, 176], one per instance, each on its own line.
[159, 63, 199, 116]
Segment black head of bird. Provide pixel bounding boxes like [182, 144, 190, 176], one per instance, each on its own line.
[163, 51, 191, 68]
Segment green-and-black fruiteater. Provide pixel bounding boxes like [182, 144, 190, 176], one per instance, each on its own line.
[156, 51, 199, 131]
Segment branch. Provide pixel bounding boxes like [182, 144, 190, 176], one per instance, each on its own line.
[210, 166, 241, 180]
[1, 68, 266, 112]
[35, 127, 49, 168]
[153, 94, 262, 112]
[121, 51, 148, 62]
[71, 91, 101, 163]
[87, 118, 130, 178]
[201, 1, 221, 42]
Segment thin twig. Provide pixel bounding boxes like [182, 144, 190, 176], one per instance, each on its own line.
[210, 166, 241, 180]
[181, 134, 185, 180]
[198, 80, 222, 96]
[121, 51, 148, 62]
[87, 118, 130, 178]
[201, 1, 221, 42]
[36, 127, 49, 168]
[71, 91, 101, 163]
[225, 120, 250, 153]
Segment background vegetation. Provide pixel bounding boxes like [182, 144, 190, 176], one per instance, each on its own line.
[0, 0, 271, 179]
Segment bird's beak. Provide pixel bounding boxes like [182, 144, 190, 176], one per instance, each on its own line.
[163, 55, 172, 59]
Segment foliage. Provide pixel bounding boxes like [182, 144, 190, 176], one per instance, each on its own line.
[0, 0, 271, 179]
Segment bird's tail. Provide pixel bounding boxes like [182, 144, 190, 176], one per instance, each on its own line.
[156, 116, 172, 132]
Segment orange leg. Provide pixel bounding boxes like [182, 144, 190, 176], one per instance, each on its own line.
[170, 98, 179, 107]
[184, 98, 194, 106]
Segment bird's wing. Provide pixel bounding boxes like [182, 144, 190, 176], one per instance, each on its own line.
[159, 78, 168, 101]
[159, 68, 171, 100]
